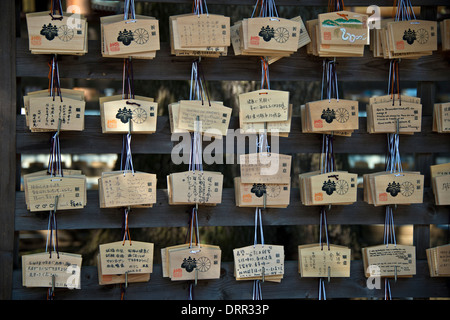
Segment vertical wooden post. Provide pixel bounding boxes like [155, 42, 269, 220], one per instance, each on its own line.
[0, 0, 17, 300]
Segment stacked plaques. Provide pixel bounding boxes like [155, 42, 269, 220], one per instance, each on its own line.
[169, 13, 231, 57]
[235, 153, 291, 208]
[101, 14, 160, 59]
[26, 11, 88, 55]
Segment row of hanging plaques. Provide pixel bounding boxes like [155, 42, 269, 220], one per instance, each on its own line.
[21, 241, 450, 291]
[27, 8, 448, 60]
[22, 89, 449, 136]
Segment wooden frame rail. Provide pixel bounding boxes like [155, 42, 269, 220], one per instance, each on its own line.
[1, 0, 449, 300]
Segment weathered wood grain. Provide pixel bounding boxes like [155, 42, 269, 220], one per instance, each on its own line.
[11, 260, 450, 300]
[16, 115, 450, 154]
[14, 188, 450, 231]
[15, 39, 450, 82]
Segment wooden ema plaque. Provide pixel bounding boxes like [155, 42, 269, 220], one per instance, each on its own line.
[161, 244, 221, 281]
[239, 103, 293, 137]
[26, 11, 88, 55]
[233, 244, 284, 282]
[169, 13, 229, 57]
[98, 241, 154, 276]
[426, 244, 450, 277]
[24, 172, 87, 212]
[167, 171, 223, 205]
[234, 177, 290, 208]
[370, 19, 437, 59]
[362, 244, 416, 278]
[246, 17, 300, 52]
[175, 14, 230, 48]
[301, 104, 352, 136]
[100, 15, 158, 59]
[430, 162, 450, 206]
[239, 89, 289, 124]
[363, 171, 424, 206]
[298, 244, 351, 278]
[303, 99, 359, 133]
[388, 20, 437, 54]
[231, 16, 310, 62]
[239, 153, 291, 184]
[102, 15, 160, 57]
[100, 96, 157, 134]
[175, 100, 232, 136]
[24, 89, 86, 132]
[22, 252, 82, 288]
[367, 95, 422, 134]
[441, 19, 450, 51]
[318, 11, 369, 46]
[306, 18, 365, 58]
[299, 171, 358, 206]
[98, 171, 157, 208]
[433, 103, 450, 133]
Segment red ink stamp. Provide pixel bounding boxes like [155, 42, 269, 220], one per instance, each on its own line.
[379, 193, 388, 202]
[250, 36, 260, 45]
[109, 42, 120, 52]
[173, 268, 182, 278]
[314, 193, 323, 201]
[107, 120, 117, 129]
[31, 36, 41, 46]
[314, 120, 323, 128]
[324, 32, 331, 41]
[396, 41, 405, 50]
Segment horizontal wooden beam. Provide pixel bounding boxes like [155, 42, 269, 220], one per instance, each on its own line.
[11, 260, 450, 299]
[16, 39, 450, 82]
[113, 0, 450, 7]
[14, 188, 450, 231]
[16, 115, 450, 154]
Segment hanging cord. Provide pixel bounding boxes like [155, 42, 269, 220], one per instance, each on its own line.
[188, 59, 210, 172]
[252, 207, 264, 300]
[48, 55, 63, 102]
[49, 0, 63, 20]
[192, 0, 209, 16]
[124, 0, 136, 20]
[122, 207, 132, 245]
[184, 206, 200, 300]
[119, 58, 135, 176]
[328, 0, 345, 13]
[251, 0, 279, 19]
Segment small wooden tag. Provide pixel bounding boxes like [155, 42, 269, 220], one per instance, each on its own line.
[103, 17, 160, 56]
[233, 244, 284, 281]
[305, 99, 359, 132]
[246, 17, 300, 52]
[239, 89, 289, 123]
[98, 241, 154, 275]
[318, 11, 369, 45]
[26, 175, 87, 212]
[101, 98, 158, 134]
[99, 171, 157, 208]
[432, 103, 450, 133]
[26, 11, 88, 55]
[298, 244, 351, 278]
[430, 162, 450, 205]
[362, 244, 416, 278]
[234, 177, 290, 208]
[176, 14, 230, 48]
[176, 100, 232, 136]
[426, 244, 450, 277]
[388, 20, 437, 54]
[168, 171, 223, 205]
[239, 153, 291, 184]
[167, 245, 221, 281]
[367, 99, 422, 133]
[372, 172, 424, 206]
[22, 252, 82, 288]
[299, 171, 358, 206]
